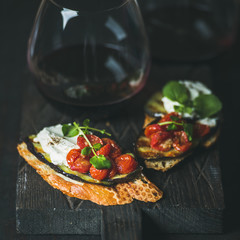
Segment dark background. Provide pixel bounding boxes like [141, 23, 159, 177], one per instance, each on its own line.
[0, 0, 239, 239]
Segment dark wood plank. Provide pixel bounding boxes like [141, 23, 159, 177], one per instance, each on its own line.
[16, 64, 224, 237]
[101, 206, 142, 240]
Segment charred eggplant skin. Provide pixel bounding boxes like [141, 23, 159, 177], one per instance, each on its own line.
[24, 137, 142, 186]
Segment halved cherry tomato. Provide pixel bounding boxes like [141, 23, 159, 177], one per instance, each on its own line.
[193, 123, 210, 138]
[102, 138, 122, 159]
[150, 131, 173, 151]
[77, 134, 103, 149]
[70, 156, 91, 173]
[173, 131, 192, 152]
[144, 124, 162, 137]
[66, 149, 81, 166]
[90, 165, 109, 180]
[107, 160, 117, 179]
[96, 143, 111, 157]
[115, 154, 138, 174]
[159, 112, 183, 131]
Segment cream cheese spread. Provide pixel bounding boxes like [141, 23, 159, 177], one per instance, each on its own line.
[34, 124, 79, 166]
[161, 80, 217, 126]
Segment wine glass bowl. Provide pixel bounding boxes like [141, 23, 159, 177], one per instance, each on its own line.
[139, 0, 239, 61]
[27, 0, 150, 106]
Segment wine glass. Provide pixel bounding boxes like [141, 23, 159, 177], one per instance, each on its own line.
[138, 0, 239, 61]
[27, 0, 150, 106]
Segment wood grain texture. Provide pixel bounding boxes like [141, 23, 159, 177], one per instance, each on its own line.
[16, 64, 224, 237]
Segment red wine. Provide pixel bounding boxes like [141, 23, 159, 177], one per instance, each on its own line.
[142, 6, 236, 61]
[31, 45, 148, 106]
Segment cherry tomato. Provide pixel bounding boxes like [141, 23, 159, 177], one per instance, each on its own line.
[70, 156, 91, 173]
[159, 112, 183, 131]
[102, 138, 122, 159]
[144, 124, 162, 137]
[173, 131, 192, 152]
[66, 149, 81, 166]
[150, 131, 173, 151]
[90, 165, 109, 180]
[96, 143, 111, 157]
[107, 160, 117, 179]
[160, 112, 181, 122]
[115, 154, 138, 174]
[77, 134, 103, 149]
[193, 123, 210, 138]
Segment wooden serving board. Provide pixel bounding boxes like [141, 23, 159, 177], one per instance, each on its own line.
[16, 64, 224, 238]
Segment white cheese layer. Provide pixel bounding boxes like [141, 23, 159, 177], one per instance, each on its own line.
[34, 124, 79, 166]
[197, 117, 218, 127]
[161, 80, 217, 126]
[179, 80, 212, 100]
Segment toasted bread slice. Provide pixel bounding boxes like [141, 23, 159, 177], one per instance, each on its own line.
[17, 142, 163, 206]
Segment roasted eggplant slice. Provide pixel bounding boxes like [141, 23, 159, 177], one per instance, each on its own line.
[25, 136, 142, 186]
[144, 91, 167, 118]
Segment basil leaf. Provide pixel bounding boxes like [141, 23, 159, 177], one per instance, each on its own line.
[183, 123, 193, 141]
[163, 81, 189, 104]
[167, 123, 178, 131]
[174, 105, 193, 114]
[81, 146, 92, 156]
[83, 118, 90, 127]
[62, 124, 79, 137]
[90, 155, 112, 169]
[193, 94, 222, 118]
[93, 143, 103, 151]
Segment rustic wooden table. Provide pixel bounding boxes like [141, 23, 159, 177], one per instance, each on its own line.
[1, 0, 240, 239]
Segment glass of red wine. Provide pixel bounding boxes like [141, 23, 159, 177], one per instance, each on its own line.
[27, 0, 150, 106]
[138, 0, 239, 61]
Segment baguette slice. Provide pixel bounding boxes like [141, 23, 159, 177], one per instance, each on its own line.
[17, 142, 163, 206]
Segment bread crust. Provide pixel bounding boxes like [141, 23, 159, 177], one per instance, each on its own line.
[17, 142, 163, 206]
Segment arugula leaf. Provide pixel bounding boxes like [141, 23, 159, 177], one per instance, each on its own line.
[93, 143, 103, 151]
[62, 124, 79, 137]
[183, 123, 193, 141]
[90, 155, 112, 169]
[193, 94, 222, 118]
[162, 81, 189, 104]
[81, 146, 92, 156]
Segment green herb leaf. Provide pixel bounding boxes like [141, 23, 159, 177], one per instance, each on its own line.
[174, 105, 193, 115]
[93, 143, 103, 151]
[167, 123, 178, 131]
[162, 81, 189, 104]
[81, 146, 92, 156]
[62, 124, 79, 137]
[82, 128, 90, 135]
[193, 94, 222, 118]
[90, 155, 112, 169]
[100, 129, 106, 134]
[83, 119, 90, 127]
[183, 123, 193, 141]
[170, 115, 179, 121]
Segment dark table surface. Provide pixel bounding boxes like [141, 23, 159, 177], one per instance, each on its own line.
[0, 0, 240, 239]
